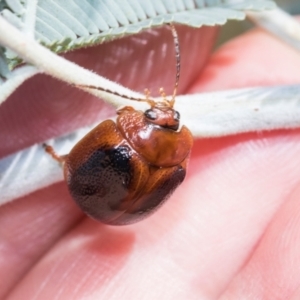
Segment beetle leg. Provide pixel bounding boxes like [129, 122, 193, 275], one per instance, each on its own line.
[43, 143, 67, 165]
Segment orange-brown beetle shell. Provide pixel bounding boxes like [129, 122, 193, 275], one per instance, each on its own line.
[64, 107, 193, 225]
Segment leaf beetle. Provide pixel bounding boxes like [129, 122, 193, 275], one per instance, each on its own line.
[45, 24, 193, 225]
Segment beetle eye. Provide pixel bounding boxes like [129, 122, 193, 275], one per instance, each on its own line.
[145, 109, 157, 120]
[174, 111, 180, 121]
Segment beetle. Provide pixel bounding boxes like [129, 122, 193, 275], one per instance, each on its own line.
[44, 24, 193, 225]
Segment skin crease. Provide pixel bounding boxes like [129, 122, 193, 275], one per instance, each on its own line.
[1, 23, 300, 300]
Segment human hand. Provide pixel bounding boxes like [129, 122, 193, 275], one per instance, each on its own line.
[1, 24, 300, 299]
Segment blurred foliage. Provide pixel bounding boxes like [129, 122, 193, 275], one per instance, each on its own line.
[216, 0, 299, 48]
[278, 0, 300, 13]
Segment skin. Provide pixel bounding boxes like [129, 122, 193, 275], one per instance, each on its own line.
[1, 24, 300, 299]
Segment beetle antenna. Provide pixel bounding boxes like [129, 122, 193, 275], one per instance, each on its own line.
[76, 24, 180, 109]
[168, 23, 180, 108]
[75, 84, 156, 107]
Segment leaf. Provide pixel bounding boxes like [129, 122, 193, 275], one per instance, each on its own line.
[179, 85, 300, 137]
[1, 84, 300, 206]
[0, 47, 39, 103]
[0, 0, 276, 101]
[1, 0, 276, 68]
[247, 7, 300, 52]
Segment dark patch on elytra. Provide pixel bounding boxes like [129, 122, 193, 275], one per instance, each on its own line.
[117, 165, 186, 225]
[67, 145, 134, 220]
[71, 145, 132, 195]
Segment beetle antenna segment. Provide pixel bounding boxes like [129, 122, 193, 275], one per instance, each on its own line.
[76, 84, 156, 107]
[159, 87, 167, 99]
[144, 88, 152, 101]
[168, 23, 180, 108]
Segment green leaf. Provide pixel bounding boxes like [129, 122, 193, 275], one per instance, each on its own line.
[1, 0, 275, 68]
[0, 0, 276, 104]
